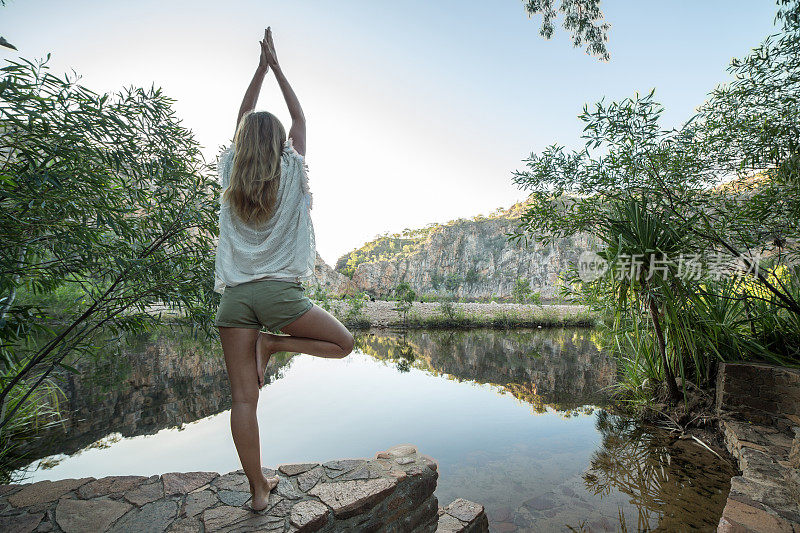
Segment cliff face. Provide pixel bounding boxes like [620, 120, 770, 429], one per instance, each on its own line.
[336, 204, 595, 299]
[311, 252, 355, 295]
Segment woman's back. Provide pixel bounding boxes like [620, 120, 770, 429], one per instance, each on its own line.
[214, 137, 315, 294]
[213, 27, 354, 513]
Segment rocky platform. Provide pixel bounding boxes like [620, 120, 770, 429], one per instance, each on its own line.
[0, 444, 488, 533]
[716, 363, 800, 532]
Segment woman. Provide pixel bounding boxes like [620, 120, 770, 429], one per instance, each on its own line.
[213, 27, 354, 512]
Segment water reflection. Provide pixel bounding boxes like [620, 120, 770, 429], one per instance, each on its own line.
[11, 328, 293, 473]
[583, 412, 736, 532]
[8, 327, 732, 531]
[358, 328, 615, 413]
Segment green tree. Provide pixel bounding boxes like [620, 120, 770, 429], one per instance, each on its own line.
[0, 56, 220, 440]
[522, 0, 610, 61]
[512, 277, 533, 303]
[510, 0, 800, 402]
[395, 334, 416, 373]
[309, 284, 332, 312]
[344, 291, 368, 325]
[392, 282, 416, 327]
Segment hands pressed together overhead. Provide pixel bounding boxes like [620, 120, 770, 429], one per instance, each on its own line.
[258, 27, 279, 71]
[239, 26, 305, 154]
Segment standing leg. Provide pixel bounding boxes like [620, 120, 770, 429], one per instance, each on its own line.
[218, 326, 279, 510]
[255, 304, 354, 386]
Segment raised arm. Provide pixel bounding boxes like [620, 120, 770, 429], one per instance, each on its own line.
[234, 30, 270, 139]
[263, 27, 306, 156]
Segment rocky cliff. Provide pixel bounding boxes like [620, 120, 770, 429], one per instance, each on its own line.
[334, 202, 595, 300]
[311, 252, 355, 295]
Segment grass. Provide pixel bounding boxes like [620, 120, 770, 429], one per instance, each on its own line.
[405, 309, 595, 329]
[0, 368, 65, 482]
[327, 299, 597, 329]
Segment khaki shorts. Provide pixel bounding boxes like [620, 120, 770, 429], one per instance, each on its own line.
[214, 279, 313, 331]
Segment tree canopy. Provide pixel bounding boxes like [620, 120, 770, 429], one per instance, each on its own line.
[0, 55, 220, 447]
[522, 0, 610, 60]
[511, 0, 800, 400]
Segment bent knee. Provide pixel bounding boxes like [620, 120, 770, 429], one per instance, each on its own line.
[338, 332, 354, 357]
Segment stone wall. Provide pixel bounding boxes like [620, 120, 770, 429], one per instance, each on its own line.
[0, 444, 489, 533]
[715, 362, 800, 532]
[716, 362, 800, 430]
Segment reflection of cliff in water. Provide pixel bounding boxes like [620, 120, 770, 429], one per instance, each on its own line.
[15, 327, 293, 469]
[356, 328, 616, 412]
[17, 327, 613, 470]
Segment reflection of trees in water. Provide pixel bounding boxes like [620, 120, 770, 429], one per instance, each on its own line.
[584, 411, 736, 532]
[354, 329, 417, 373]
[394, 333, 416, 373]
[8, 326, 294, 476]
[356, 327, 616, 413]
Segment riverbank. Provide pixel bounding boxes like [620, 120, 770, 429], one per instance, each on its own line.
[0, 444, 488, 532]
[143, 300, 596, 330]
[327, 300, 596, 329]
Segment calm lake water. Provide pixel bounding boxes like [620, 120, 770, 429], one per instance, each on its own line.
[12, 327, 734, 532]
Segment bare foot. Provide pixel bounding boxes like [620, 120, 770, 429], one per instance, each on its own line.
[255, 332, 277, 388]
[250, 475, 279, 512]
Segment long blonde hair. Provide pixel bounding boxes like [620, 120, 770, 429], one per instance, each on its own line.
[223, 111, 286, 226]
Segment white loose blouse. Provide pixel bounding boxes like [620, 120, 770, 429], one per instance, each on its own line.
[213, 138, 316, 294]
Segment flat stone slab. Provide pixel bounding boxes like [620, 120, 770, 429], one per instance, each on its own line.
[308, 477, 397, 519]
[438, 498, 490, 532]
[437, 513, 469, 532]
[77, 476, 148, 499]
[123, 478, 164, 506]
[217, 489, 251, 507]
[202, 505, 253, 531]
[278, 463, 319, 476]
[444, 498, 485, 523]
[166, 517, 203, 532]
[289, 500, 329, 531]
[181, 489, 217, 518]
[321, 459, 365, 479]
[55, 498, 131, 533]
[162, 472, 218, 495]
[211, 472, 249, 492]
[296, 467, 324, 492]
[0, 444, 481, 532]
[109, 499, 178, 533]
[0, 512, 43, 533]
[275, 476, 303, 500]
[8, 478, 93, 507]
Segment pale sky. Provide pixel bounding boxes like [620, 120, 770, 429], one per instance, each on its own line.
[3, 0, 779, 265]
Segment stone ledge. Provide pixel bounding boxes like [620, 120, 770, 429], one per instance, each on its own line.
[0, 444, 485, 533]
[436, 498, 489, 533]
[716, 362, 800, 532]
